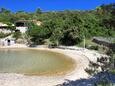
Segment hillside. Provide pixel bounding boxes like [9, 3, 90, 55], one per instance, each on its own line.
[0, 3, 115, 45]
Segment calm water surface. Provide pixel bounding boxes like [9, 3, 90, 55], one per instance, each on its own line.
[0, 49, 75, 76]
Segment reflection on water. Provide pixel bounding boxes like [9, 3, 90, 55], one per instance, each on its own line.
[0, 49, 75, 76]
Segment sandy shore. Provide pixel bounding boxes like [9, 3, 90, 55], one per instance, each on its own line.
[0, 44, 107, 86]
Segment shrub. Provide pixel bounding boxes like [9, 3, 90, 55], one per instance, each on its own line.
[88, 45, 99, 50]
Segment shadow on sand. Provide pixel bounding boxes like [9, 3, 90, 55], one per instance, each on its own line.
[57, 71, 115, 86]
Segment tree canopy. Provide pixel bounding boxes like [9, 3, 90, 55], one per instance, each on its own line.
[0, 3, 115, 45]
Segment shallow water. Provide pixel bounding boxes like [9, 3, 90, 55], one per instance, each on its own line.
[0, 49, 75, 76]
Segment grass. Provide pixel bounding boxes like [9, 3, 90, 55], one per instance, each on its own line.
[77, 39, 109, 54]
[78, 39, 98, 47]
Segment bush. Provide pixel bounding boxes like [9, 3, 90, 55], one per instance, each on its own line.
[88, 45, 99, 50]
[12, 30, 22, 40]
[109, 70, 115, 74]
[48, 44, 57, 48]
[0, 32, 11, 38]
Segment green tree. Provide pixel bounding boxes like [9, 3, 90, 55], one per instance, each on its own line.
[35, 8, 42, 14]
[13, 30, 22, 40]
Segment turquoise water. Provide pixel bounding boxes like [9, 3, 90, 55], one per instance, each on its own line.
[0, 49, 75, 76]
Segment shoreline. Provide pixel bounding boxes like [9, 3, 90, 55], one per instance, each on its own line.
[0, 45, 107, 86]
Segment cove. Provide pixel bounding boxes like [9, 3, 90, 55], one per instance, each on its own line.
[0, 49, 75, 76]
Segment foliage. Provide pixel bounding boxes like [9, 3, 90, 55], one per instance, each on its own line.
[96, 77, 114, 86]
[0, 32, 11, 38]
[0, 3, 115, 45]
[35, 8, 42, 14]
[50, 27, 63, 45]
[12, 30, 22, 40]
[106, 49, 115, 74]
[27, 23, 51, 44]
[88, 45, 99, 50]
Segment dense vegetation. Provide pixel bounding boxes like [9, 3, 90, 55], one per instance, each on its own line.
[0, 32, 11, 38]
[0, 3, 115, 45]
[0, 3, 115, 86]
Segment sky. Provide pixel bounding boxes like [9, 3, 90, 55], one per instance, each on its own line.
[0, 0, 115, 12]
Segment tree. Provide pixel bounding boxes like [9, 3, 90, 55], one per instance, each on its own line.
[50, 28, 63, 46]
[35, 8, 42, 14]
[27, 23, 51, 44]
[13, 30, 22, 40]
[0, 8, 11, 14]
